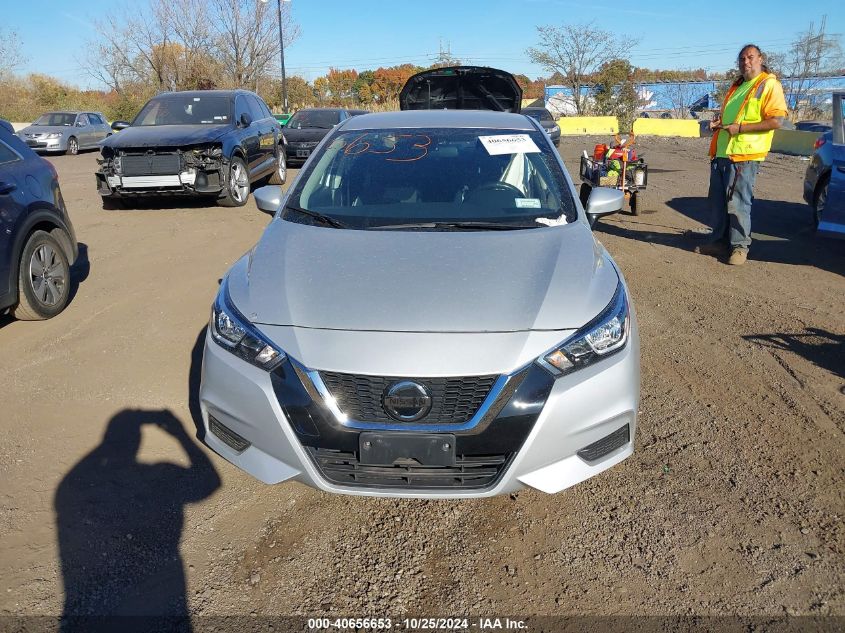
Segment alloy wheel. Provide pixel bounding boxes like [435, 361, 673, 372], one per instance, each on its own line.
[29, 243, 66, 306]
[277, 151, 286, 183]
[230, 161, 249, 203]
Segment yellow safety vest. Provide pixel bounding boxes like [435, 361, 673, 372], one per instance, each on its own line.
[709, 72, 777, 161]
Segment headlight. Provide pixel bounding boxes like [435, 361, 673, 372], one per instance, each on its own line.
[210, 277, 285, 370]
[45, 133, 64, 139]
[540, 283, 630, 376]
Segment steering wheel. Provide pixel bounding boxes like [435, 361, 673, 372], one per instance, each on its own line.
[465, 181, 524, 203]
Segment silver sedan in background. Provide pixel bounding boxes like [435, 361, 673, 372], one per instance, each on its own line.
[17, 111, 112, 155]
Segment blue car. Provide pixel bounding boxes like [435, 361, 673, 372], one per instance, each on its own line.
[97, 90, 286, 208]
[0, 120, 78, 319]
[803, 92, 845, 238]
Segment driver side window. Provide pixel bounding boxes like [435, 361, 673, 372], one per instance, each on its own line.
[235, 96, 250, 125]
[76, 114, 89, 127]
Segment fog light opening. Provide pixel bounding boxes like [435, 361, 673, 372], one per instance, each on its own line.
[576, 424, 630, 463]
[209, 415, 251, 453]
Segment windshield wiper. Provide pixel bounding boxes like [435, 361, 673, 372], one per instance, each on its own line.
[372, 221, 537, 231]
[284, 205, 348, 229]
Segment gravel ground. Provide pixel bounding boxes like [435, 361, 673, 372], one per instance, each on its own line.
[0, 136, 843, 630]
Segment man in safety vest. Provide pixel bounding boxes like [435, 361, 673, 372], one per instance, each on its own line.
[696, 44, 788, 265]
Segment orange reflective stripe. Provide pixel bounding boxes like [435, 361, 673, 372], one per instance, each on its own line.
[731, 73, 769, 125]
[709, 73, 771, 158]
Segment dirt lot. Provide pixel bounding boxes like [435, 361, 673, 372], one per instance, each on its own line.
[0, 137, 843, 629]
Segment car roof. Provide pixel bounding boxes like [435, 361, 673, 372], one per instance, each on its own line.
[153, 90, 249, 99]
[341, 109, 536, 131]
[295, 108, 346, 113]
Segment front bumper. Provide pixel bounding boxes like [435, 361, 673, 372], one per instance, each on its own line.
[546, 128, 561, 144]
[21, 137, 65, 152]
[96, 170, 225, 197]
[285, 143, 319, 163]
[199, 319, 640, 498]
[96, 150, 227, 197]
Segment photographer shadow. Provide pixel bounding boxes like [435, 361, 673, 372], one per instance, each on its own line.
[54, 409, 220, 631]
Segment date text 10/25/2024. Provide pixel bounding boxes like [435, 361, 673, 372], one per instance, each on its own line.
[307, 617, 528, 631]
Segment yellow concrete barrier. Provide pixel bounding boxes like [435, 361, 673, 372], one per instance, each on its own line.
[633, 118, 700, 137]
[556, 116, 618, 135]
[770, 129, 818, 156]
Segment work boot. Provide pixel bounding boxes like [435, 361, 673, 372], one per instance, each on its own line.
[694, 241, 727, 256]
[728, 247, 748, 266]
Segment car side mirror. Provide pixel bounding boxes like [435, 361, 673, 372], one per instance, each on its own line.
[253, 185, 283, 215]
[585, 187, 625, 228]
[239, 112, 252, 128]
[76, 121, 86, 127]
[111, 121, 130, 131]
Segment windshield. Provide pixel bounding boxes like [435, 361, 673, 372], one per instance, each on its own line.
[133, 96, 232, 126]
[34, 113, 76, 126]
[286, 128, 576, 231]
[287, 110, 340, 129]
[525, 109, 554, 123]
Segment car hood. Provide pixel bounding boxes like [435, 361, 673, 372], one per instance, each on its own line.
[283, 128, 333, 142]
[18, 125, 72, 135]
[101, 125, 231, 149]
[228, 220, 619, 333]
[399, 66, 523, 113]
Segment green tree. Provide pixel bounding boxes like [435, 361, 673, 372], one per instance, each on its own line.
[353, 70, 375, 104]
[592, 59, 639, 131]
[527, 23, 633, 115]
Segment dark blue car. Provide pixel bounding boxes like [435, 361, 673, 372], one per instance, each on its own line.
[96, 90, 286, 208]
[0, 120, 78, 320]
[803, 92, 845, 239]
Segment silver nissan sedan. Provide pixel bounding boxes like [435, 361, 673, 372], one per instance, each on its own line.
[199, 67, 639, 498]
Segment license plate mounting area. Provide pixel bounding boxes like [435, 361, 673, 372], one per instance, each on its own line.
[358, 432, 456, 467]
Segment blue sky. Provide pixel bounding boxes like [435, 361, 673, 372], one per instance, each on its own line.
[5, 0, 843, 88]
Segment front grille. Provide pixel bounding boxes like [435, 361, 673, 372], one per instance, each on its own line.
[308, 447, 511, 489]
[318, 372, 497, 424]
[121, 153, 181, 176]
[577, 424, 630, 462]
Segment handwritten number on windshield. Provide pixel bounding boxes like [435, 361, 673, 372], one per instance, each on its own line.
[386, 134, 430, 162]
[342, 133, 431, 162]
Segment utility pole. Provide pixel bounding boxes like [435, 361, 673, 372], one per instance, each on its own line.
[276, 0, 288, 112]
[261, 0, 289, 112]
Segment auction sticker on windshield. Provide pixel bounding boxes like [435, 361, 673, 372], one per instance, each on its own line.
[479, 134, 541, 155]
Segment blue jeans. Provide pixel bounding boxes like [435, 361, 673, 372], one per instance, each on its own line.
[706, 158, 760, 250]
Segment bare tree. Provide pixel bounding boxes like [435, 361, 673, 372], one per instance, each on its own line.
[0, 28, 26, 77]
[209, 0, 300, 90]
[82, 9, 185, 92]
[526, 23, 632, 115]
[663, 82, 710, 119]
[780, 16, 843, 119]
[83, 0, 299, 93]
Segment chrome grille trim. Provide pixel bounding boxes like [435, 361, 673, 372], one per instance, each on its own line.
[299, 362, 520, 433]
